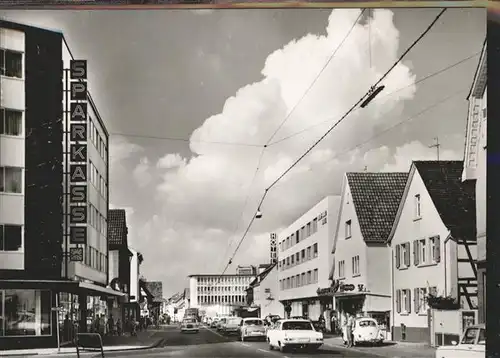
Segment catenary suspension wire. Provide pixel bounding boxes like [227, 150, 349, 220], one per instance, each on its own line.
[268, 48, 477, 146]
[265, 9, 366, 145]
[216, 8, 448, 278]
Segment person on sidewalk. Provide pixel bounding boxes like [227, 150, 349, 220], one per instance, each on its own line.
[108, 314, 115, 336]
[116, 319, 122, 336]
[346, 314, 355, 348]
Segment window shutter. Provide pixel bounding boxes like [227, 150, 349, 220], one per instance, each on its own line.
[414, 288, 419, 313]
[413, 240, 419, 266]
[434, 236, 441, 263]
[395, 245, 401, 269]
[404, 242, 410, 266]
[396, 289, 401, 313]
[406, 289, 412, 314]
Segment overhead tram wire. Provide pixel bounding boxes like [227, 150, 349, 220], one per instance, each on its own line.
[216, 8, 448, 278]
[265, 9, 366, 145]
[212, 10, 365, 284]
[268, 40, 476, 147]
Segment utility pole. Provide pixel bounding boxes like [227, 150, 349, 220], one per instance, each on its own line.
[429, 137, 441, 161]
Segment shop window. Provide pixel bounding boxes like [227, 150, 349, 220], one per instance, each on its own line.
[0, 49, 23, 79]
[0, 167, 23, 194]
[1, 290, 52, 336]
[0, 108, 23, 136]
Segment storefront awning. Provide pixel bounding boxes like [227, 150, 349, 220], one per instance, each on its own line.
[247, 307, 259, 312]
[78, 282, 125, 297]
[334, 292, 366, 299]
[0, 279, 78, 291]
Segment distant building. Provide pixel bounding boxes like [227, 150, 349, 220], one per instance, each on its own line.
[145, 281, 164, 320]
[277, 196, 341, 320]
[188, 274, 255, 316]
[236, 265, 257, 275]
[247, 263, 281, 319]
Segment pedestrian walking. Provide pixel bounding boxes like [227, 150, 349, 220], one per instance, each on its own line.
[346, 314, 355, 348]
[116, 319, 122, 336]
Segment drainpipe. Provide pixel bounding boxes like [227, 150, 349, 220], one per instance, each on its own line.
[391, 247, 395, 341]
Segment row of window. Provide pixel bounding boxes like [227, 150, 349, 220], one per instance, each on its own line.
[88, 119, 108, 164]
[395, 286, 437, 315]
[337, 255, 360, 278]
[88, 204, 107, 236]
[197, 277, 251, 285]
[0, 49, 23, 79]
[0, 224, 22, 252]
[280, 268, 319, 290]
[278, 243, 318, 272]
[0, 167, 22, 194]
[84, 245, 107, 273]
[197, 286, 247, 293]
[0, 108, 22, 136]
[395, 236, 440, 269]
[89, 161, 107, 201]
[280, 217, 320, 252]
[197, 295, 246, 305]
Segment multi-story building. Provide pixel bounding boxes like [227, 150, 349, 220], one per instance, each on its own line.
[236, 265, 257, 275]
[330, 172, 407, 338]
[188, 274, 255, 316]
[277, 196, 340, 320]
[462, 40, 486, 324]
[388, 161, 476, 344]
[0, 21, 121, 350]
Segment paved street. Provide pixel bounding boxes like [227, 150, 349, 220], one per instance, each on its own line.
[101, 325, 374, 358]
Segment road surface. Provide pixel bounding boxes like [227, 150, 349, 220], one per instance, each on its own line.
[101, 325, 374, 358]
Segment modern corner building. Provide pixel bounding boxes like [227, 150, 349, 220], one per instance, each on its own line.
[0, 21, 121, 349]
[277, 196, 340, 320]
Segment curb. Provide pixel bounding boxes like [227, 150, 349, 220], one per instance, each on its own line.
[0, 338, 165, 357]
[325, 343, 387, 357]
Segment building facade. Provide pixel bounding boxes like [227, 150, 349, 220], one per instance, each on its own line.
[0, 21, 120, 350]
[188, 274, 255, 316]
[330, 173, 407, 337]
[236, 265, 257, 275]
[128, 248, 143, 321]
[388, 161, 477, 343]
[252, 264, 282, 319]
[462, 40, 487, 324]
[277, 196, 340, 320]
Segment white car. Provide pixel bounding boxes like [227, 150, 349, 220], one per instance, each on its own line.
[352, 317, 384, 346]
[435, 324, 485, 358]
[240, 318, 266, 341]
[180, 318, 199, 333]
[267, 319, 323, 352]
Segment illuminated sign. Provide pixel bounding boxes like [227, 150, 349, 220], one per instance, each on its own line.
[70, 247, 84, 262]
[316, 280, 356, 296]
[68, 60, 88, 244]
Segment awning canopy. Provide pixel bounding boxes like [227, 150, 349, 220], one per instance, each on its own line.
[78, 282, 125, 297]
[0, 279, 77, 291]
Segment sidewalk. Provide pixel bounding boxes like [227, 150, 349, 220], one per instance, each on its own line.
[324, 336, 436, 358]
[0, 330, 163, 357]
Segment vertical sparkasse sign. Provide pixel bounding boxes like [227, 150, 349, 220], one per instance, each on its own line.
[69, 60, 88, 245]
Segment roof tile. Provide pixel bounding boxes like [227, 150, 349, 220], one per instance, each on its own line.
[347, 172, 408, 243]
[108, 209, 128, 249]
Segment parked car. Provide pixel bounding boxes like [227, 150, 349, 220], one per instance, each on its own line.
[351, 317, 384, 346]
[240, 318, 266, 341]
[222, 317, 242, 335]
[180, 318, 199, 333]
[267, 319, 323, 352]
[435, 324, 485, 358]
[216, 318, 227, 331]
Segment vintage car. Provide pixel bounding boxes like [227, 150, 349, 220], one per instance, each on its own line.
[266, 319, 323, 352]
[180, 318, 199, 333]
[435, 324, 485, 358]
[221, 317, 242, 335]
[240, 318, 266, 341]
[210, 317, 219, 328]
[352, 317, 384, 346]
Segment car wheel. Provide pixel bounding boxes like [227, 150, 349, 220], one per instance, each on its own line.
[241, 335, 245, 342]
[279, 343, 286, 353]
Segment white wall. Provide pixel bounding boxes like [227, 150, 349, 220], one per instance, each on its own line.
[0, 27, 25, 271]
[108, 251, 119, 281]
[254, 266, 282, 318]
[278, 196, 340, 301]
[129, 248, 140, 302]
[391, 169, 453, 330]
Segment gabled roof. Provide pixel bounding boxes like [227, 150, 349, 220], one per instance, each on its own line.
[467, 39, 487, 100]
[388, 161, 476, 243]
[414, 161, 476, 240]
[145, 281, 163, 303]
[346, 172, 408, 243]
[108, 209, 128, 249]
[248, 262, 277, 289]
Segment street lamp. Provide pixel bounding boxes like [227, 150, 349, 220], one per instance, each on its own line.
[255, 208, 263, 219]
[360, 85, 385, 108]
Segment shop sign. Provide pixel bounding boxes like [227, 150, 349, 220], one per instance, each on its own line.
[68, 60, 88, 245]
[69, 247, 84, 262]
[317, 280, 356, 296]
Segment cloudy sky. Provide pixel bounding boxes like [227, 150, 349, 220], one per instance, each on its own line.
[0, 7, 485, 297]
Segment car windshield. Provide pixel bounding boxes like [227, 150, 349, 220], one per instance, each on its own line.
[358, 320, 377, 327]
[282, 321, 313, 331]
[227, 318, 241, 325]
[461, 327, 479, 345]
[245, 319, 263, 326]
[183, 319, 196, 323]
